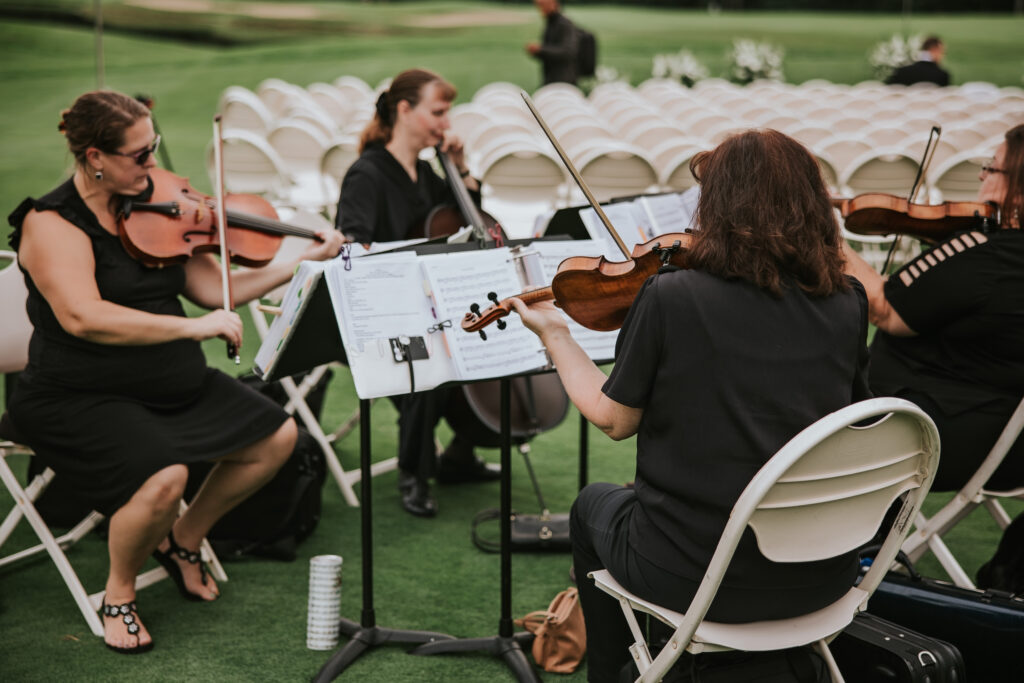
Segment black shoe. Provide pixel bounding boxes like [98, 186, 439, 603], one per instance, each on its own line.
[436, 450, 501, 484]
[398, 472, 437, 517]
[151, 529, 216, 602]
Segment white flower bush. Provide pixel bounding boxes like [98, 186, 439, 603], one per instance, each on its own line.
[651, 49, 709, 87]
[868, 34, 923, 81]
[594, 65, 628, 85]
[728, 39, 784, 84]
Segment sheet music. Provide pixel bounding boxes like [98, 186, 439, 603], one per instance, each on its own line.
[253, 260, 328, 377]
[323, 251, 429, 354]
[638, 192, 695, 237]
[420, 249, 548, 382]
[531, 240, 620, 362]
[578, 203, 650, 260]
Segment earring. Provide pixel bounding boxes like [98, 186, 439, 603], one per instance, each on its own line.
[94, 170, 103, 181]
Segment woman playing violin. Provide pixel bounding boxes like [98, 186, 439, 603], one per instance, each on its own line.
[511, 129, 871, 681]
[5, 90, 344, 654]
[335, 68, 498, 518]
[843, 124, 1024, 592]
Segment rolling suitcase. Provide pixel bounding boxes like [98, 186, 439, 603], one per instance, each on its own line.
[830, 612, 965, 682]
[868, 569, 1024, 682]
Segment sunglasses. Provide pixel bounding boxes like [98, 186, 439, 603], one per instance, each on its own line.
[982, 159, 1007, 176]
[107, 134, 161, 166]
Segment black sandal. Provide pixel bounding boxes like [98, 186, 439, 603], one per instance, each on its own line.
[152, 529, 216, 602]
[100, 600, 154, 654]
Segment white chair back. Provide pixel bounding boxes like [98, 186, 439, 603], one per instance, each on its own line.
[0, 251, 31, 374]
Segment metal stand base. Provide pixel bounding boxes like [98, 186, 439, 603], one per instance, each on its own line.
[313, 400, 455, 681]
[411, 632, 540, 683]
[315, 619, 455, 681]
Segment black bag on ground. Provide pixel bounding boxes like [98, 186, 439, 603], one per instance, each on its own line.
[471, 508, 571, 553]
[184, 426, 326, 562]
[830, 612, 966, 683]
[619, 646, 828, 683]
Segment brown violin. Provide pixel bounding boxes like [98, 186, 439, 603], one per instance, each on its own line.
[463, 233, 692, 334]
[117, 167, 322, 268]
[416, 146, 506, 244]
[833, 194, 999, 244]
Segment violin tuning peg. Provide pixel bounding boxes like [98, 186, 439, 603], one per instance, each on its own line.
[469, 302, 480, 315]
[478, 330, 487, 341]
[487, 291, 499, 303]
[496, 319, 507, 330]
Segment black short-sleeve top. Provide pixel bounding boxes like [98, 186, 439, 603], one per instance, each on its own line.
[336, 143, 476, 244]
[870, 229, 1024, 416]
[7, 178, 208, 406]
[603, 270, 870, 589]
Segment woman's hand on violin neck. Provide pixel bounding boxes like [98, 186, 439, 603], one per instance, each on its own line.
[300, 229, 348, 263]
[189, 309, 243, 348]
[509, 298, 569, 342]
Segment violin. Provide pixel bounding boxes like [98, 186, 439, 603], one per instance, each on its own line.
[117, 167, 322, 268]
[833, 194, 999, 244]
[463, 233, 692, 334]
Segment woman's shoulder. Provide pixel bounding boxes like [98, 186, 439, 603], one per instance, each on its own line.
[8, 178, 84, 250]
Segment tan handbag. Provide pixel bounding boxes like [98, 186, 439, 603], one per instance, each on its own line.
[515, 586, 587, 673]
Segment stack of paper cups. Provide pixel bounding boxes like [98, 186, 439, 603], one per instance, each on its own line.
[306, 554, 343, 650]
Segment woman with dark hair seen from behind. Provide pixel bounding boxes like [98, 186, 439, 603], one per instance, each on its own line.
[6, 90, 345, 654]
[844, 124, 1024, 594]
[335, 69, 500, 519]
[510, 129, 871, 681]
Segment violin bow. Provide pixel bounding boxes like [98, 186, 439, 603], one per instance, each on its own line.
[883, 125, 942, 273]
[520, 90, 632, 261]
[211, 114, 241, 364]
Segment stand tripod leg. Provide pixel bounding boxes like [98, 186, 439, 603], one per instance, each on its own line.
[313, 400, 455, 682]
[410, 380, 542, 683]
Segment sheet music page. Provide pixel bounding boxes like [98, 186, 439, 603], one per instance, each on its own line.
[254, 260, 327, 378]
[638, 193, 689, 237]
[531, 240, 620, 363]
[323, 251, 458, 398]
[420, 249, 548, 382]
[578, 202, 652, 259]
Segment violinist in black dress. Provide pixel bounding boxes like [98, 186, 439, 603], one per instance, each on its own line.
[512, 129, 871, 681]
[335, 69, 499, 518]
[844, 124, 1024, 593]
[6, 90, 345, 653]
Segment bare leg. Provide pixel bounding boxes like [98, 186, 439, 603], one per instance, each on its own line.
[104, 464, 189, 650]
[158, 418, 298, 599]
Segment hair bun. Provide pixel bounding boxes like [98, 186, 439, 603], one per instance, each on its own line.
[375, 91, 390, 125]
[58, 109, 70, 134]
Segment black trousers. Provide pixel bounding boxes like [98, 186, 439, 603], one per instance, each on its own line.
[892, 390, 1024, 492]
[390, 388, 449, 478]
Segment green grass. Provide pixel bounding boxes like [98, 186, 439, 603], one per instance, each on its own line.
[2, 4, 1024, 680]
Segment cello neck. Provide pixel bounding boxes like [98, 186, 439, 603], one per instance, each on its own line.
[436, 146, 491, 244]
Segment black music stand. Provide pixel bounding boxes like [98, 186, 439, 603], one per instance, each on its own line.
[409, 378, 539, 682]
[313, 399, 455, 681]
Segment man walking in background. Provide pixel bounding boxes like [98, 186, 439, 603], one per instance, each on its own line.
[886, 36, 951, 86]
[525, 0, 578, 86]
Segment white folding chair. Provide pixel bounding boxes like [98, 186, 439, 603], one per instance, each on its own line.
[245, 212, 395, 507]
[902, 396, 1024, 588]
[590, 397, 940, 683]
[0, 252, 226, 637]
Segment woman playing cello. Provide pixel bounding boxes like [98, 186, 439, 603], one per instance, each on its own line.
[335, 69, 499, 518]
[843, 124, 1024, 592]
[511, 129, 871, 681]
[6, 90, 345, 653]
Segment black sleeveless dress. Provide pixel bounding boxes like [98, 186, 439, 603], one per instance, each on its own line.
[6, 178, 289, 515]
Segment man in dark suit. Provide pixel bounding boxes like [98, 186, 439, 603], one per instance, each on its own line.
[525, 0, 578, 86]
[886, 36, 951, 87]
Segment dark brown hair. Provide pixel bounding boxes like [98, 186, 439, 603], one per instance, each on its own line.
[359, 69, 456, 153]
[999, 124, 1024, 228]
[58, 91, 151, 167]
[921, 36, 943, 52]
[687, 128, 848, 298]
